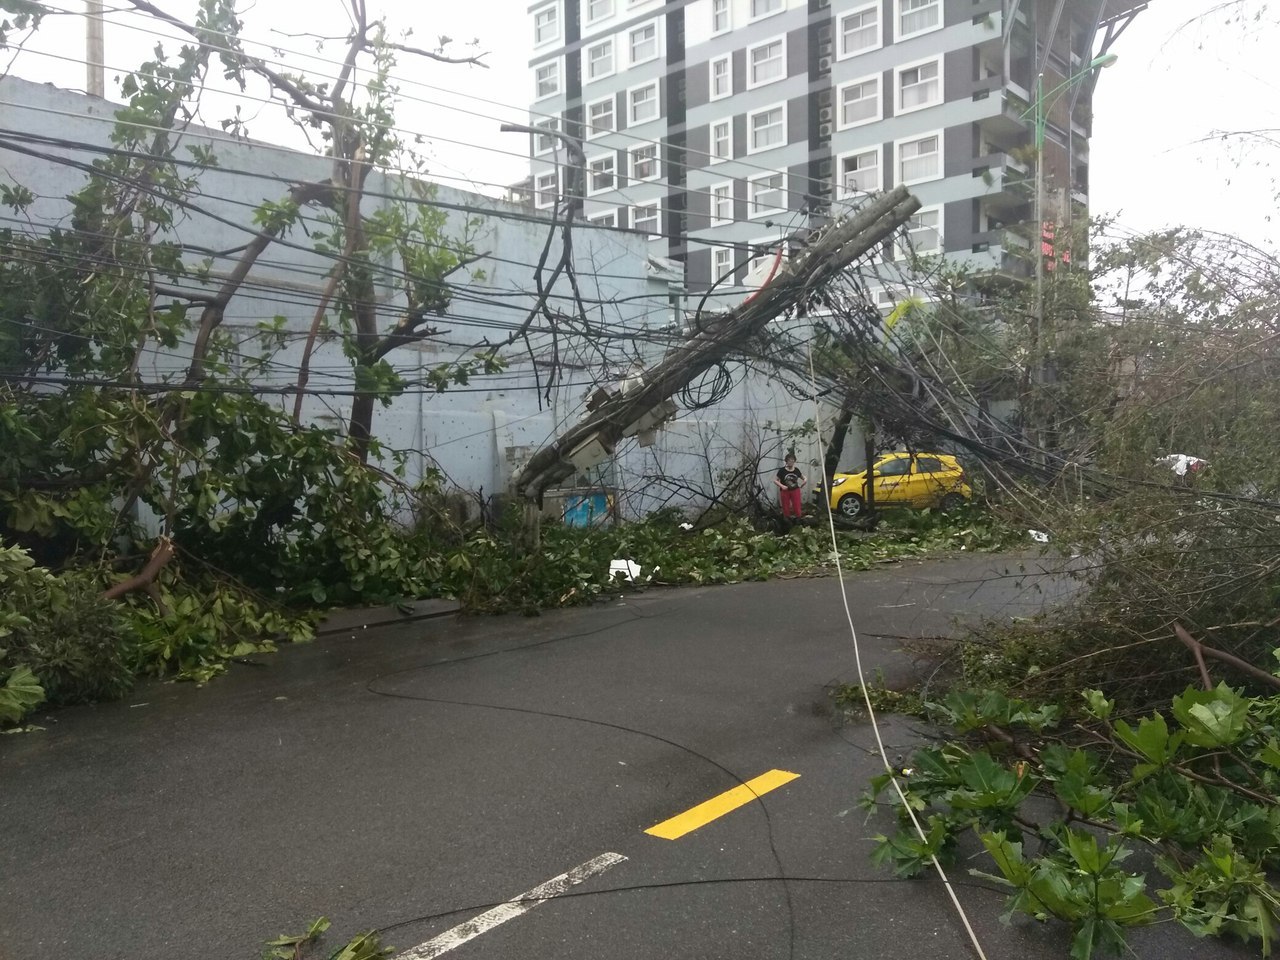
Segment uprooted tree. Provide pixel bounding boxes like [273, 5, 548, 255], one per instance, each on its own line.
[0, 0, 519, 699]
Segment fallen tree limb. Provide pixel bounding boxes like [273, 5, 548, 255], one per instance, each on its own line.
[1174, 622, 1280, 691]
[102, 537, 175, 602]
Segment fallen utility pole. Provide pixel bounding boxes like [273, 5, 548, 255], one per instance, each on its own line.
[514, 184, 921, 503]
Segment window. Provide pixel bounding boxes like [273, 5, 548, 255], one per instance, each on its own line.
[632, 203, 660, 238]
[713, 247, 733, 283]
[838, 149, 880, 195]
[898, 58, 941, 113]
[586, 39, 614, 81]
[710, 182, 733, 225]
[876, 457, 911, 477]
[587, 97, 615, 137]
[837, 76, 879, 128]
[838, 4, 880, 57]
[533, 4, 559, 46]
[748, 172, 785, 216]
[534, 118, 559, 155]
[749, 0, 783, 21]
[710, 55, 731, 100]
[711, 0, 730, 34]
[629, 21, 658, 65]
[897, 0, 941, 38]
[628, 82, 659, 124]
[588, 154, 616, 194]
[630, 143, 659, 181]
[747, 38, 785, 88]
[586, 0, 613, 24]
[916, 456, 943, 474]
[534, 61, 560, 99]
[901, 207, 942, 256]
[747, 105, 785, 153]
[710, 119, 731, 163]
[534, 171, 559, 209]
[898, 133, 941, 184]
[589, 209, 617, 228]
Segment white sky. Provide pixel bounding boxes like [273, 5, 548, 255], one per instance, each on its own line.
[3, 0, 1278, 247]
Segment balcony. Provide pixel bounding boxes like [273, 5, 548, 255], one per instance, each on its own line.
[973, 152, 1034, 219]
[975, 87, 1033, 140]
[969, 227, 1034, 282]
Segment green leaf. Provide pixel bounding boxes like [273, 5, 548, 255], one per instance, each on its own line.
[1114, 712, 1181, 767]
[1171, 684, 1250, 748]
[0, 665, 45, 724]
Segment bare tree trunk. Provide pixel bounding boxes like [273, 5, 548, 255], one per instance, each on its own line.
[863, 421, 877, 520]
[824, 404, 856, 486]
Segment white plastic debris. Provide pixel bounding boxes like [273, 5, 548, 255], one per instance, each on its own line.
[678, 522, 694, 531]
[1155, 454, 1209, 477]
[1028, 529, 1050, 544]
[609, 559, 642, 582]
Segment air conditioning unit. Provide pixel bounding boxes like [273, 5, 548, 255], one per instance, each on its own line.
[819, 122, 832, 137]
[818, 56, 831, 71]
[818, 105, 833, 121]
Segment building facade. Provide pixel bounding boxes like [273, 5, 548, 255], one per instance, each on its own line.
[526, 0, 1146, 300]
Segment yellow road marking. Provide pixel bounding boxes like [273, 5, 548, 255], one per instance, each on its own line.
[644, 769, 800, 840]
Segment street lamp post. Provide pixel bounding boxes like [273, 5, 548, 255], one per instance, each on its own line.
[1024, 53, 1117, 383]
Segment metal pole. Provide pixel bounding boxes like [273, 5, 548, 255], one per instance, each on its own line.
[1033, 71, 1044, 385]
[86, 0, 105, 98]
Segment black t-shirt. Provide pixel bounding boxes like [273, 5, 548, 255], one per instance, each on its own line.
[777, 465, 804, 488]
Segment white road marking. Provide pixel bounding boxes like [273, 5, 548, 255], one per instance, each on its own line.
[394, 852, 628, 959]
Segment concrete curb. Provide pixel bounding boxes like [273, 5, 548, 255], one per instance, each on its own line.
[315, 597, 460, 636]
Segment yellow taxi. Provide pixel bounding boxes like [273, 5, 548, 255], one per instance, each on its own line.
[814, 452, 972, 518]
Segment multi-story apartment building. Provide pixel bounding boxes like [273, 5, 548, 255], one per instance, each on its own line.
[526, 0, 1146, 298]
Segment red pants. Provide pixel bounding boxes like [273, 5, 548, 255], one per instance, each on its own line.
[779, 487, 803, 518]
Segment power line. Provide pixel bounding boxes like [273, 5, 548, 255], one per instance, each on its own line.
[26, 1, 853, 196]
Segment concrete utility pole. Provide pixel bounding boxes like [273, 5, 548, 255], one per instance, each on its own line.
[513, 184, 921, 504]
[86, 0, 105, 98]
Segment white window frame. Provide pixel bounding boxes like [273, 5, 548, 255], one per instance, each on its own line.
[627, 80, 660, 125]
[897, 56, 942, 115]
[748, 0, 784, 24]
[837, 148, 881, 197]
[896, 130, 943, 186]
[533, 117, 560, 156]
[587, 153, 616, 195]
[896, 0, 942, 41]
[709, 55, 732, 101]
[588, 209, 618, 228]
[746, 35, 787, 90]
[586, 96, 615, 139]
[533, 2, 561, 47]
[712, 246, 734, 283]
[586, 38, 615, 82]
[632, 202, 661, 238]
[836, 74, 880, 129]
[709, 180, 733, 226]
[747, 171, 786, 218]
[711, 0, 731, 34]
[534, 60, 561, 101]
[585, 0, 614, 26]
[629, 142, 660, 181]
[628, 19, 660, 66]
[837, 2, 881, 59]
[534, 170, 559, 210]
[709, 118, 732, 164]
[899, 205, 943, 258]
[746, 102, 787, 155]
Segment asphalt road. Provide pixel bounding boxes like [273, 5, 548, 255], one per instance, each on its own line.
[0, 554, 1250, 960]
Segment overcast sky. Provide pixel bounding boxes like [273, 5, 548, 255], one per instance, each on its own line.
[4, 0, 1277, 247]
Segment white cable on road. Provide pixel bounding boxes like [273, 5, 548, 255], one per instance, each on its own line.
[805, 346, 991, 960]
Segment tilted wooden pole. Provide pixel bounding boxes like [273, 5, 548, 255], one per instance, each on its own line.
[513, 185, 921, 503]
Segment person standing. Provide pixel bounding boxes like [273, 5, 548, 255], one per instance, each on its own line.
[774, 453, 806, 520]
